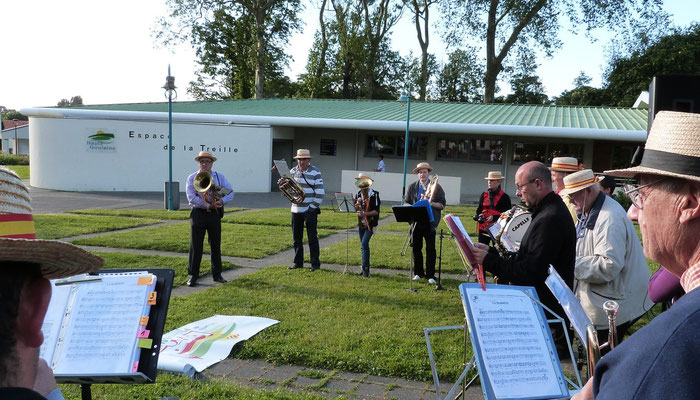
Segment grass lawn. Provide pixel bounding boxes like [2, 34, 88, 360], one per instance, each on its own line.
[71, 223, 337, 259]
[59, 373, 327, 400]
[313, 232, 470, 274]
[68, 209, 201, 220]
[164, 267, 468, 382]
[1, 164, 29, 179]
[35, 214, 162, 239]
[95, 251, 236, 287]
[223, 207, 393, 230]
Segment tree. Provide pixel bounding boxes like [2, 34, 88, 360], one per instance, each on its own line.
[434, 48, 483, 102]
[360, 0, 403, 99]
[57, 96, 83, 107]
[500, 50, 547, 104]
[604, 24, 700, 107]
[157, 0, 302, 99]
[405, 0, 438, 101]
[440, 0, 669, 103]
[2, 111, 27, 121]
[553, 71, 609, 106]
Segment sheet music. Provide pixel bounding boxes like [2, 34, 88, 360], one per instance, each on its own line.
[40, 282, 72, 366]
[273, 159, 292, 178]
[545, 266, 592, 346]
[463, 285, 566, 399]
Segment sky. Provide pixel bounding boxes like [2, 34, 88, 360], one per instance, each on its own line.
[1, 0, 698, 111]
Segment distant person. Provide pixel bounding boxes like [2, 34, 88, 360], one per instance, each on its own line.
[475, 171, 512, 244]
[597, 174, 616, 197]
[375, 154, 385, 172]
[490, 150, 498, 162]
[0, 167, 103, 399]
[186, 151, 234, 286]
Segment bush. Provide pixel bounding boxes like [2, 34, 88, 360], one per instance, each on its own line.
[613, 190, 632, 211]
[0, 154, 29, 165]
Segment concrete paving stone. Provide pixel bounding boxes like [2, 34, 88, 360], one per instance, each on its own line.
[394, 378, 428, 389]
[293, 375, 323, 388]
[385, 386, 425, 400]
[352, 382, 386, 397]
[230, 362, 269, 379]
[262, 364, 304, 383]
[203, 358, 250, 378]
[335, 371, 367, 382]
[324, 378, 358, 393]
[362, 375, 396, 385]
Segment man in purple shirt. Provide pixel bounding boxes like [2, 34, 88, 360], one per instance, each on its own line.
[186, 151, 234, 287]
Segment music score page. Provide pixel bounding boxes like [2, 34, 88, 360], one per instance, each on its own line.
[461, 284, 568, 399]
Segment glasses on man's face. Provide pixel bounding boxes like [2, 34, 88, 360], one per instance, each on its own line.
[515, 179, 536, 192]
[199, 159, 213, 165]
[623, 177, 665, 209]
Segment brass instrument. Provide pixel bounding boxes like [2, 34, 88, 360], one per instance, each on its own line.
[420, 175, 439, 202]
[194, 171, 230, 216]
[271, 164, 306, 204]
[354, 177, 373, 231]
[585, 300, 619, 378]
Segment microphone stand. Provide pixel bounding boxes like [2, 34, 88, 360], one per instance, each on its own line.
[435, 228, 444, 291]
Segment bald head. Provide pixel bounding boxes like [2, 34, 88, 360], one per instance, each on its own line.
[515, 162, 553, 207]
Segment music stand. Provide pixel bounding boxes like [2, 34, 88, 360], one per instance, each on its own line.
[392, 205, 430, 291]
[332, 193, 355, 274]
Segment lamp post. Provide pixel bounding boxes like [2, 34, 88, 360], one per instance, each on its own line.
[397, 83, 412, 203]
[12, 119, 19, 155]
[162, 66, 177, 211]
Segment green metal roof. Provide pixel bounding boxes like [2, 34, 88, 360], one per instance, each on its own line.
[72, 98, 648, 131]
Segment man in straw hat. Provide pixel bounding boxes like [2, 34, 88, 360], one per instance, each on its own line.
[475, 171, 512, 244]
[354, 174, 381, 277]
[472, 161, 576, 353]
[0, 167, 103, 398]
[573, 111, 700, 399]
[404, 162, 446, 285]
[284, 149, 324, 271]
[559, 169, 652, 350]
[186, 151, 234, 287]
[550, 156, 581, 221]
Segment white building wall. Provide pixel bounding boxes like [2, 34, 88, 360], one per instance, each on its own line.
[29, 117, 272, 191]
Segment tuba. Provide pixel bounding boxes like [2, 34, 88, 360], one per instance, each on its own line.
[585, 300, 619, 378]
[272, 164, 306, 204]
[194, 171, 228, 216]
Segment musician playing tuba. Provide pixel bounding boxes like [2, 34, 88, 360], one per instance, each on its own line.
[354, 174, 381, 278]
[403, 162, 446, 285]
[185, 151, 234, 287]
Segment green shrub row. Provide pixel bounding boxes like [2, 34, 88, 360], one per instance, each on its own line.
[0, 154, 29, 165]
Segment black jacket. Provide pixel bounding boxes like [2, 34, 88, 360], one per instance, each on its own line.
[405, 180, 446, 231]
[482, 191, 576, 318]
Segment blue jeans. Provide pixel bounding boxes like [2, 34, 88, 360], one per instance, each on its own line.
[358, 226, 373, 275]
[292, 210, 320, 268]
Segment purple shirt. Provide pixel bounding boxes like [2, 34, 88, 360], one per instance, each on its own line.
[648, 267, 684, 303]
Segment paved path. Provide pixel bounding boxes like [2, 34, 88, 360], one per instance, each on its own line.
[34, 186, 572, 399]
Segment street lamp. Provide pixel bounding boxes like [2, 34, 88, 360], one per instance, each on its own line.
[12, 119, 19, 155]
[162, 66, 177, 211]
[397, 83, 412, 203]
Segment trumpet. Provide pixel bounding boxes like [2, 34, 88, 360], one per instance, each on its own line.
[585, 300, 619, 378]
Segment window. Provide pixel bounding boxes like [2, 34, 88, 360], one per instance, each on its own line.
[437, 138, 503, 162]
[319, 139, 336, 156]
[513, 141, 584, 165]
[366, 135, 427, 158]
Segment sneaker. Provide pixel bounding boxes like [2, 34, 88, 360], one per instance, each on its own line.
[428, 278, 436, 285]
[412, 275, 421, 281]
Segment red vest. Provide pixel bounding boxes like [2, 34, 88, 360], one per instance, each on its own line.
[477, 189, 504, 232]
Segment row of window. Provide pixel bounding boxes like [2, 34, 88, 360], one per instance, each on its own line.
[366, 135, 585, 164]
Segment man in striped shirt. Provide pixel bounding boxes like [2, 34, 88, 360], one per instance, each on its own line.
[285, 149, 324, 271]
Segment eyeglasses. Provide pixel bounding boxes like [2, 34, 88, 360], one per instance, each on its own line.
[198, 159, 213, 164]
[623, 177, 665, 209]
[515, 179, 537, 191]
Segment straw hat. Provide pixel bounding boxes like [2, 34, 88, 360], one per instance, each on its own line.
[293, 149, 312, 159]
[412, 162, 432, 174]
[355, 173, 374, 188]
[194, 151, 217, 162]
[605, 111, 700, 183]
[484, 171, 505, 180]
[549, 157, 580, 172]
[559, 169, 599, 196]
[0, 167, 103, 279]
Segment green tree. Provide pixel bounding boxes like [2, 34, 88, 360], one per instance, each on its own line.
[57, 96, 83, 107]
[439, 0, 669, 103]
[604, 24, 700, 107]
[2, 111, 27, 121]
[405, 0, 438, 101]
[434, 48, 483, 102]
[360, 0, 404, 99]
[554, 72, 609, 106]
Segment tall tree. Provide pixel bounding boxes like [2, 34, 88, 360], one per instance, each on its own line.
[156, 0, 302, 99]
[57, 96, 83, 107]
[435, 48, 483, 102]
[360, 0, 403, 99]
[501, 50, 548, 104]
[405, 0, 438, 101]
[440, 0, 669, 103]
[554, 71, 609, 106]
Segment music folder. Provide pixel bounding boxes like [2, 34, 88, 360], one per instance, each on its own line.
[391, 205, 430, 225]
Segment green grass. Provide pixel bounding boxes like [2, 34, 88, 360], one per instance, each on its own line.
[223, 207, 394, 230]
[58, 373, 327, 400]
[71, 223, 337, 259]
[95, 251, 236, 287]
[313, 232, 470, 274]
[1, 164, 29, 179]
[164, 267, 468, 382]
[34, 214, 162, 239]
[68, 209, 199, 220]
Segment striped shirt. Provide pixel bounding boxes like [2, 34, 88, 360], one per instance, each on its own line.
[290, 164, 324, 213]
[680, 261, 700, 293]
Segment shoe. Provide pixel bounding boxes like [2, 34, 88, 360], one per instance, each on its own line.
[187, 277, 197, 287]
[213, 276, 228, 283]
[428, 278, 436, 285]
[412, 275, 421, 281]
[288, 265, 303, 270]
[310, 266, 320, 271]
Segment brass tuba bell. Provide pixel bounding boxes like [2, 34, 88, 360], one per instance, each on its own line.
[194, 171, 215, 193]
[271, 164, 306, 205]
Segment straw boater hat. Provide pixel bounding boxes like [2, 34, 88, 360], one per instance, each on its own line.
[559, 169, 599, 197]
[194, 151, 217, 162]
[605, 111, 700, 183]
[293, 149, 312, 159]
[0, 167, 103, 279]
[412, 162, 432, 174]
[484, 171, 505, 180]
[354, 173, 374, 188]
[549, 157, 580, 172]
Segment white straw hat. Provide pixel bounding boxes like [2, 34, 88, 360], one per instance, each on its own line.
[0, 167, 103, 279]
[412, 162, 432, 173]
[293, 149, 312, 159]
[605, 111, 700, 182]
[549, 157, 580, 172]
[484, 171, 505, 180]
[559, 169, 599, 196]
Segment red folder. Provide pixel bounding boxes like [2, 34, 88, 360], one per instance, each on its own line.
[444, 214, 486, 290]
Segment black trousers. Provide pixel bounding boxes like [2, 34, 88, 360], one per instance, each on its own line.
[188, 207, 223, 279]
[291, 210, 320, 268]
[411, 224, 436, 279]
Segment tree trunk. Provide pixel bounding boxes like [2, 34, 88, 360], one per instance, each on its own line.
[413, 0, 430, 101]
[312, 0, 329, 98]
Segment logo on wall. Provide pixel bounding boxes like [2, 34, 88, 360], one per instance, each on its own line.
[87, 130, 116, 152]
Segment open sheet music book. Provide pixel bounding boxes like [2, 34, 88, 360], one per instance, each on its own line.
[40, 272, 158, 378]
[459, 283, 570, 400]
[273, 159, 292, 178]
[444, 214, 486, 290]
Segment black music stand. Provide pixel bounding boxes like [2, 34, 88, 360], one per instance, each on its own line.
[392, 205, 430, 292]
[332, 193, 355, 274]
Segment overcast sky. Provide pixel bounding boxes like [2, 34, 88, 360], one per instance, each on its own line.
[1, 0, 697, 111]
